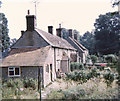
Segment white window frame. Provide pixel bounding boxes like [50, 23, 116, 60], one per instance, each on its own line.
[8, 67, 20, 77]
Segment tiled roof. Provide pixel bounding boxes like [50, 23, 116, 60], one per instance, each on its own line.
[69, 37, 87, 51]
[11, 29, 76, 50]
[1, 46, 50, 67]
[36, 28, 76, 50]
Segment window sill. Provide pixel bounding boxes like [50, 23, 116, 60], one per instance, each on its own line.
[8, 75, 21, 77]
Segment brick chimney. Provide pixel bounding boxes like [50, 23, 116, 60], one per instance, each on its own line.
[48, 26, 53, 34]
[26, 15, 36, 31]
[56, 24, 63, 38]
[68, 29, 73, 38]
[74, 33, 78, 41]
[21, 30, 24, 36]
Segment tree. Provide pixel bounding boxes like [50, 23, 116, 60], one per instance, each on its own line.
[90, 55, 98, 65]
[0, 1, 10, 52]
[94, 12, 120, 55]
[0, 1, 1, 8]
[79, 31, 95, 54]
[112, 0, 120, 7]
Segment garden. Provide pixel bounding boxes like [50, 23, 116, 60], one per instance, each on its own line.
[47, 54, 119, 100]
[1, 54, 120, 100]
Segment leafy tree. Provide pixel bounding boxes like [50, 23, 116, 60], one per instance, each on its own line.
[94, 12, 120, 55]
[0, 1, 1, 8]
[79, 31, 95, 54]
[0, 1, 10, 52]
[112, 0, 120, 7]
[90, 55, 98, 65]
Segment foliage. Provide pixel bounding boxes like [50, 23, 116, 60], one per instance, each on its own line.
[2, 78, 39, 99]
[23, 78, 37, 90]
[94, 12, 120, 55]
[66, 68, 101, 83]
[90, 55, 98, 64]
[47, 87, 85, 100]
[104, 54, 118, 63]
[112, 0, 120, 7]
[0, 13, 10, 52]
[3, 79, 23, 88]
[103, 73, 114, 87]
[47, 77, 118, 99]
[0, 1, 1, 8]
[79, 31, 95, 54]
[70, 62, 84, 71]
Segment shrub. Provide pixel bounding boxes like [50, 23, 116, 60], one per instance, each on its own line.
[23, 78, 37, 90]
[66, 71, 87, 83]
[90, 55, 98, 65]
[97, 66, 104, 71]
[6, 79, 16, 88]
[62, 87, 85, 99]
[48, 87, 85, 99]
[104, 54, 117, 63]
[103, 73, 114, 87]
[70, 62, 84, 71]
[3, 79, 23, 89]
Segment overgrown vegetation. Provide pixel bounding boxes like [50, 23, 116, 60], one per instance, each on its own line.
[2, 78, 39, 99]
[47, 60, 118, 99]
[70, 62, 84, 71]
[47, 78, 118, 99]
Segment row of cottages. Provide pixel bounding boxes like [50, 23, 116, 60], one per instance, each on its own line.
[1, 14, 88, 87]
[56, 25, 88, 64]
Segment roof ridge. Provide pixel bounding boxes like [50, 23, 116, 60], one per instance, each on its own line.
[72, 38, 87, 50]
[35, 28, 76, 50]
[69, 37, 85, 52]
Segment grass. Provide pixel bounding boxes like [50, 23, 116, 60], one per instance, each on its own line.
[47, 78, 118, 99]
[47, 66, 118, 99]
[2, 78, 40, 99]
[1, 65, 119, 100]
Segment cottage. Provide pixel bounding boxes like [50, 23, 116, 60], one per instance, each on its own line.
[56, 27, 89, 64]
[1, 14, 77, 87]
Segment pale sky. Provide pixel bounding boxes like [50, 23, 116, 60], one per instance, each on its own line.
[0, 0, 118, 39]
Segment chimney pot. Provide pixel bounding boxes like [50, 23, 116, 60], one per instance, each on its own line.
[21, 30, 24, 36]
[74, 33, 78, 41]
[48, 26, 53, 34]
[28, 10, 30, 15]
[56, 28, 62, 38]
[59, 24, 61, 28]
[68, 29, 73, 38]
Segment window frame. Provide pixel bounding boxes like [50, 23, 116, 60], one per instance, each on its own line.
[8, 67, 21, 77]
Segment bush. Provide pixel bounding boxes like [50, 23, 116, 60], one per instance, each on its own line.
[70, 62, 84, 71]
[97, 66, 104, 71]
[66, 71, 88, 83]
[90, 55, 98, 65]
[23, 78, 37, 90]
[48, 87, 85, 99]
[104, 54, 117, 63]
[103, 73, 114, 87]
[6, 79, 16, 88]
[3, 79, 23, 89]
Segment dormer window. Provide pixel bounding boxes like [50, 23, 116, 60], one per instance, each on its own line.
[8, 67, 20, 77]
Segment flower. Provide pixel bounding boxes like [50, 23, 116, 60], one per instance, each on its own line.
[20, 88, 24, 91]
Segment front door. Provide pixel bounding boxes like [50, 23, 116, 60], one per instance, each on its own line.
[50, 64, 52, 81]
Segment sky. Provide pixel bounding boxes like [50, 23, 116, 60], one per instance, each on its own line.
[0, 0, 118, 39]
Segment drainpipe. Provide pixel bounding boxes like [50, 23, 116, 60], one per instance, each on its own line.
[54, 48, 57, 78]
